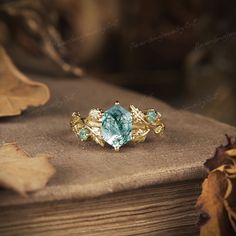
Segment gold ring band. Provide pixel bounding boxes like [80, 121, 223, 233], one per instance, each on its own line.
[70, 101, 165, 151]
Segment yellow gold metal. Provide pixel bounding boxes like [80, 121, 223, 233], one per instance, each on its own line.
[70, 102, 165, 150]
[130, 105, 165, 143]
[70, 108, 105, 146]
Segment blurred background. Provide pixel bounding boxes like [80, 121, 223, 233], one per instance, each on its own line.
[0, 0, 236, 126]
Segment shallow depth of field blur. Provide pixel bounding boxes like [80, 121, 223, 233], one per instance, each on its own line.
[1, 0, 236, 125]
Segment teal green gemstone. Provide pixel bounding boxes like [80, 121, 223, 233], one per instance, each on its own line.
[101, 105, 132, 149]
[79, 128, 89, 141]
[147, 111, 157, 123]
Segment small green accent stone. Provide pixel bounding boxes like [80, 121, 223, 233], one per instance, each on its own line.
[147, 111, 157, 123]
[79, 128, 89, 141]
[101, 105, 132, 149]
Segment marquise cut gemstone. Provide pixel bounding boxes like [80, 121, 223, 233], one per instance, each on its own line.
[101, 105, 132, 149]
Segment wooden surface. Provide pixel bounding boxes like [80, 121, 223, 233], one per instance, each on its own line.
[0, 180, 200, 236]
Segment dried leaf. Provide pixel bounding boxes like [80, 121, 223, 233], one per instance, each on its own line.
[196, 170, 236, 236]
[226, 149, 236, 157]
[0, 46, 50, 117]
[0, 143, 55, 196]
[196, 171, 229, 236]
[197, 135, 236, 236]
[204, 135, 236, 171]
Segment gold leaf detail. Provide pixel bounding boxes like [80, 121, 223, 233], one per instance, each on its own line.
[130, 105, 150, 143]
[70, 112, 84, 133]
[85, 109, 104, 146]
[154, 123, 165, 135]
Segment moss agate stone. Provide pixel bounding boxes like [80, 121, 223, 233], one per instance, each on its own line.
[101, 104, 132, 149]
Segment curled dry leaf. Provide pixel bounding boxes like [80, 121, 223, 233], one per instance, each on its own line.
[197, 135, 236, 236]
[0, 143, 55, 196]
[204, 135, 236, 171]
[0, 46, 50, 117]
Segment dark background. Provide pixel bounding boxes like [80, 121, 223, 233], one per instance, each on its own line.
[1, 0, 236, 126]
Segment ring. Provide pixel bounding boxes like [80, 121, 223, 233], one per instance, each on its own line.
[70, 101, 165, 151]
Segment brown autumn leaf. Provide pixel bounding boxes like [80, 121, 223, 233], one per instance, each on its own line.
[204, 135, 236, 171]
[0, 46, 50, 117]
[0, 143, 55, 196]
[226, 149, 236, 157]
[197, 135, 236, 236]
[197, 169, 235, 236]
